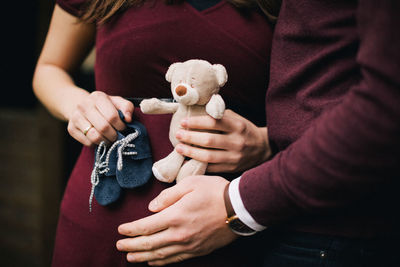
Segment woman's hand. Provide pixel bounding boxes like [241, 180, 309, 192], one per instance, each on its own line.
[67, 91, 134, 146]
[175, 109, 271, 173]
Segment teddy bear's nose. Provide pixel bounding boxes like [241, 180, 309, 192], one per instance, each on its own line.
[175, 85, 187, 96]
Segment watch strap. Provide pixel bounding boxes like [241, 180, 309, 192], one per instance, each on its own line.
[224, 182, 235, 217]
[223, 183, 257, 236]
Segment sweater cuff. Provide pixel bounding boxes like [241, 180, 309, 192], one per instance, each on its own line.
[229, 177, 267, 232]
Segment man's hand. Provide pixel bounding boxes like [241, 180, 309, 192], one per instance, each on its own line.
[116, 175, 238, 266]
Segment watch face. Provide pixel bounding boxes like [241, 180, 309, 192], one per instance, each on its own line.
[227, 216, 256, 236]
[230, 219, 254, 233]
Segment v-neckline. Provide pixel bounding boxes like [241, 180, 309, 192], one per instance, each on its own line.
[184, 0, 226, 14]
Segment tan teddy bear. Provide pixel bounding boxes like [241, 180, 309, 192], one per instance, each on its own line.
[140, 59, 228, 183]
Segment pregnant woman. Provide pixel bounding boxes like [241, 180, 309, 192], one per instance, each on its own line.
[32, 0, 276, 265]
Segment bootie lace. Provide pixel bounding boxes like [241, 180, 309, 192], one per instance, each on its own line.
[89, 131, 139, 212]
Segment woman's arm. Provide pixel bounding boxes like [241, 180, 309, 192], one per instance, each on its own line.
[33, 5, 133, 146]
[33, 4, 95, 121]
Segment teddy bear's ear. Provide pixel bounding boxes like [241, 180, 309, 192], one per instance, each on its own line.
[212, 64, 228, 87]
[165, 62, 182, 82]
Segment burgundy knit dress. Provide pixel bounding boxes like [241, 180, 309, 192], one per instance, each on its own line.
[53, 0, 273, 266]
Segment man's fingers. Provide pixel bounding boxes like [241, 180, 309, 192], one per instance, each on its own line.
[118, 213, 168, 237]
[148, 183, 190, 212]
[148, 253, 193, 266]
[117, 230, 176, 253]
[124, 244, 193, 266]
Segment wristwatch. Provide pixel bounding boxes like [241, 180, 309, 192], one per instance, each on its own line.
[223, 183, 257, 236]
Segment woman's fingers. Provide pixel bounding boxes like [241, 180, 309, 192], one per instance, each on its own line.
[68, 91, 134, 146]
[175, 143, 239, 165]
[175, 110, 246, 169]
[181, 109, 238, 132]
[67, 110, 108, 146]
[95, 94, 127, 132]
[67, 123, 92, 146]
[110, 95, 134, 122]
[82, 91, 135, 142]
[206, 163, 236, 173]
[175, 137, 239, 172]
[175, 130, 230, 150]
[79, 103, 117, 143]
[175, 109, 271, 173]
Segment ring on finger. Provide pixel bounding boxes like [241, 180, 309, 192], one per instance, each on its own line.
[83, 125, 93, 136]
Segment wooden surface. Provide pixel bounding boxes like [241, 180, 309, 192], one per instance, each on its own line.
[0, 107, 65, 267]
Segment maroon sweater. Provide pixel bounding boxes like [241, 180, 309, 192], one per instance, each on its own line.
[240, 0, 400, 238]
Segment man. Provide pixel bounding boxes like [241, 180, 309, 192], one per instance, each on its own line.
[116, 0, 400, 266]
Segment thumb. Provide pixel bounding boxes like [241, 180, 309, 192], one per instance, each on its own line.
[110, 96, 134, 122]
[148, 183, 191, 212]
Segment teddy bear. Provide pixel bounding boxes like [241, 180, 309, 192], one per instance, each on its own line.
[140, 59, 228, 183]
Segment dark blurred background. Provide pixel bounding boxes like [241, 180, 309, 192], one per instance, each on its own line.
[0, 1, 94, 266]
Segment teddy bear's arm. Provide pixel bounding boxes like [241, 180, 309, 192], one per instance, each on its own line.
[140, 98, 179, 114]
[205, 94, 226, 119]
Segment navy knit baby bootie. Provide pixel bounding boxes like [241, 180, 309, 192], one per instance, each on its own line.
[89, 111, 152, 211]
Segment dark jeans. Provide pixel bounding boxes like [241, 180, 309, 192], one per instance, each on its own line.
[260, 230, 400, 267]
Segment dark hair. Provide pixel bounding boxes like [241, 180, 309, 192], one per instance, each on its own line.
[80, 0, 281, 24]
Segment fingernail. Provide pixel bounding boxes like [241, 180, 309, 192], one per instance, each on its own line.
[127, 254, 135, 262]
[175, 144, 184, 153]
[125, 111, 132, 121]
[176, 130, 183, 139]
[118, 225, 126, 234]
[149, 199, 158, 211]
[181, 118, 188, 127]
[116, 241, 123, 250]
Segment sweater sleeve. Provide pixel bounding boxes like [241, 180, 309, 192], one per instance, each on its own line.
[239, 0, 400, 227]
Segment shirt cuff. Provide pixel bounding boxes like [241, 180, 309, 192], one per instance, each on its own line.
[229, 177, 267, 232]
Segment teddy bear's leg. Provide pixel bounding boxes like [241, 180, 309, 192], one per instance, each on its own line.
[152, 149, 185, 183]
[176, 159, 207, 183]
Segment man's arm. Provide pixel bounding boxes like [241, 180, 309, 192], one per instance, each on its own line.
[236, 0, 400, 227]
